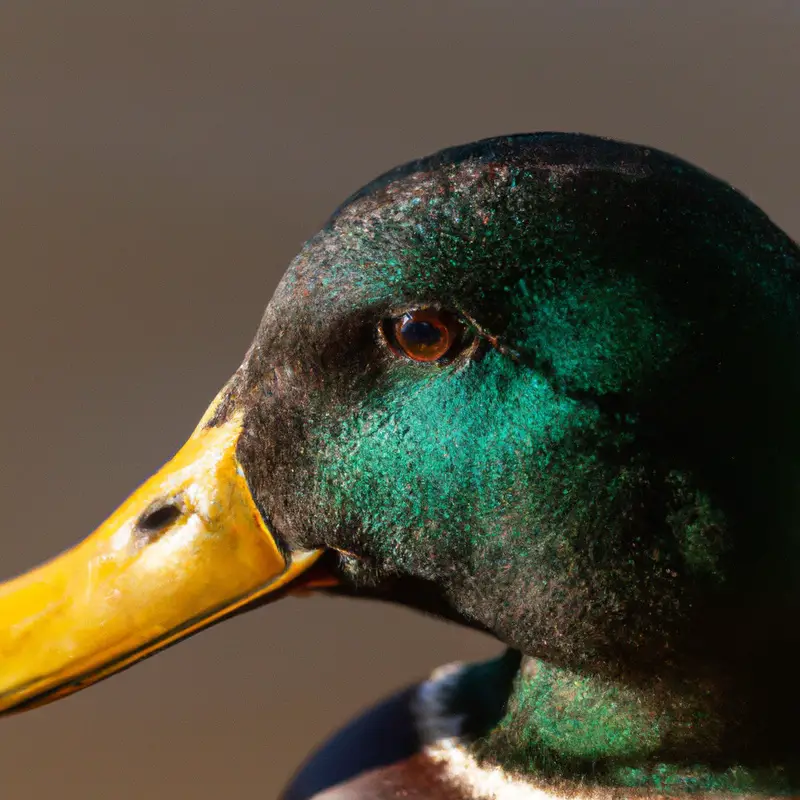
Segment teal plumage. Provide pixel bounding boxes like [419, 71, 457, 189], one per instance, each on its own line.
[243, 134, 800, 797]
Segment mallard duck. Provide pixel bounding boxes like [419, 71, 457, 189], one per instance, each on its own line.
[1, 133, 798, 799]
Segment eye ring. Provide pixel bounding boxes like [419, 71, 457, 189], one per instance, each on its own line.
[381, 308, 468, 363]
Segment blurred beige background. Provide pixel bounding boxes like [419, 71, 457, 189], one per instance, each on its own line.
[0, 2, 798, 798]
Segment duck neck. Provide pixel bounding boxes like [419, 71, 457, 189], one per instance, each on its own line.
[416, 649, 799, 798]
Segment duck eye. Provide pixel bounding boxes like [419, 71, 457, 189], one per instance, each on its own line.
[384, 309, 465, 363]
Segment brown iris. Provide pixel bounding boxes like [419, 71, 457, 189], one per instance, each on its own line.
[388, 309, 464, 362]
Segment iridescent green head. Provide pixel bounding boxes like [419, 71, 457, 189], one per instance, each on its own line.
[225, 133, 800, 686]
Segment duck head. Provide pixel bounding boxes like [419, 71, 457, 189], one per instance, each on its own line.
[1, 134, 798, 739]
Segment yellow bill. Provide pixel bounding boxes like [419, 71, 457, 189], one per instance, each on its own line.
[0, 393, 322, 715]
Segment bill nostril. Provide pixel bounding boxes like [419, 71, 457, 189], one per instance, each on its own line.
[135, 502, 183, 541]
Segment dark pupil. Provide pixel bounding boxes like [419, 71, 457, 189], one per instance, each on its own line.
[401, 320, 441, 346]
